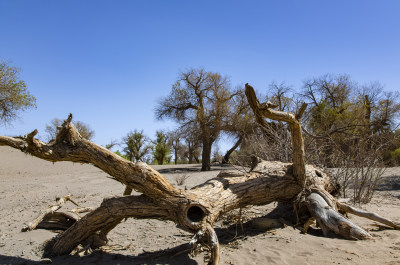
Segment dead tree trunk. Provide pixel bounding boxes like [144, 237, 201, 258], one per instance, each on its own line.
[0, 85, 399, 265]
[222, 135, 243, 164]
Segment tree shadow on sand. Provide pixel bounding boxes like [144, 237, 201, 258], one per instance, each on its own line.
[156, 164, 233, 174]
[0, 251, 198, 265]
[4, 202, 397, 265]
[376, 175, 400, 191]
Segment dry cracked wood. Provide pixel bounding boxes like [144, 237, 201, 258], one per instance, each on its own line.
[21, 194, 78, 232]
[1, 85, 399, 265]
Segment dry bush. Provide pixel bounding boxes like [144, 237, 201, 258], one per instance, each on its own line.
[327, 156, 385, 203]
[308, 134, 387, 204]
[230, 108, 388, 204]
[234, 122, 386, 204]
[350, 152, 386, 204]
[174, 174, 190, 186]
[231, 123, 292, 168]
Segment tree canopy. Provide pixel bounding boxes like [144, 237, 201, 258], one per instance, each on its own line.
[152, 130, 170, 165]
[122, 129, 151, 163]
[0, 61, 36, 125]
[155, 68, 238, 171]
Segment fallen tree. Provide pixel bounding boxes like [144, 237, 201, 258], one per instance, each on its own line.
[0, 84, 398, 265]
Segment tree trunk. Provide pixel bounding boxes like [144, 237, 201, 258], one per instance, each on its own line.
[201, 139, 212, 171]
[1, 86, 399, 264]
[188, 141, 193, 164]
[157, 153, 164, 165]
[222, 135, 243, 164]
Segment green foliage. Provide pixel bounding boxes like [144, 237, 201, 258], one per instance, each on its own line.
[122, 130, 151, 162]
[114, 150, 128, 160]
[300, 74, 399, 202]
[308, 100, 358, 136]
[0, 61, 36, 124]
[301, 74, 400, 167]
[390, 148, 400, 165]
[152, 130, 171, 165]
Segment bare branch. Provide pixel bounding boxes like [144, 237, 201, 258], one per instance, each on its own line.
[245, 83, 306, 185]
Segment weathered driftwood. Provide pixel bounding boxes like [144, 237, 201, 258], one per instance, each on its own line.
[21, 195, 93, 232]
[35, 211, 80, 231]
[0, 84, 399, 265]
[21, 194, 78, 232]
[338, 202, 400, 230]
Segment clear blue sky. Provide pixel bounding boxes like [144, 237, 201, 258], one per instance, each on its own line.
[1, 0, 399, 152]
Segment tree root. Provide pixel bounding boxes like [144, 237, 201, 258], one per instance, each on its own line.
[337, 202, 400, 230]
[303, 217, 315, 234]
[306, 193, 372, 239]
[205, 224, 220, 265]
[302, 189, 399, 240]
[43, 195, 170, 257]
[190, 224, 220, 265]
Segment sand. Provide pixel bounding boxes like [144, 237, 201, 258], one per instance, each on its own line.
[0, 145, 400, 265]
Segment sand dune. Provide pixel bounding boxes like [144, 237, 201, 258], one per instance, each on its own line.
[1, 146, 399, 264]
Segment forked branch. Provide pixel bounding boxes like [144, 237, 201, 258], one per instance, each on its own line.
[0, 114, 181, 200]
[338, 202, 400, 230]
[1, 96, 399, 263]
[245, 83, 307, 185]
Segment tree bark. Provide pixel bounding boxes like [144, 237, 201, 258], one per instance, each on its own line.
[245, 83, 307, 185]
[201, 139, 212, 171]
[222, 135, 243, 164]
[1, 86, 399, 263]
[188, 141, 193, 164]
[44, 195, 171, 257]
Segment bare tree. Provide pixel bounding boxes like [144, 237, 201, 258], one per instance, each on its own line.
[181, 122, 202, 164]
[222, 89, 254, 164]
[105, 139, 118, 150]
[168, 129, 183, 165]
[267, 81, 295, 112]
[212, 145, 223, 163]
[230, 83, 295, 166]
[45, 118, 95, 141]
[156, 68, 238, 171]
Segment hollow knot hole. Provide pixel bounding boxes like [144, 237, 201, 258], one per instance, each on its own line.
[187, 205, 205, 223]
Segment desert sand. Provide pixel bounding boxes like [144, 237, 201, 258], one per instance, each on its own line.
[1, 145, 400, 265]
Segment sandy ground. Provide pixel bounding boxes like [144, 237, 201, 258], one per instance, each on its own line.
[1, 145, 400, 265]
